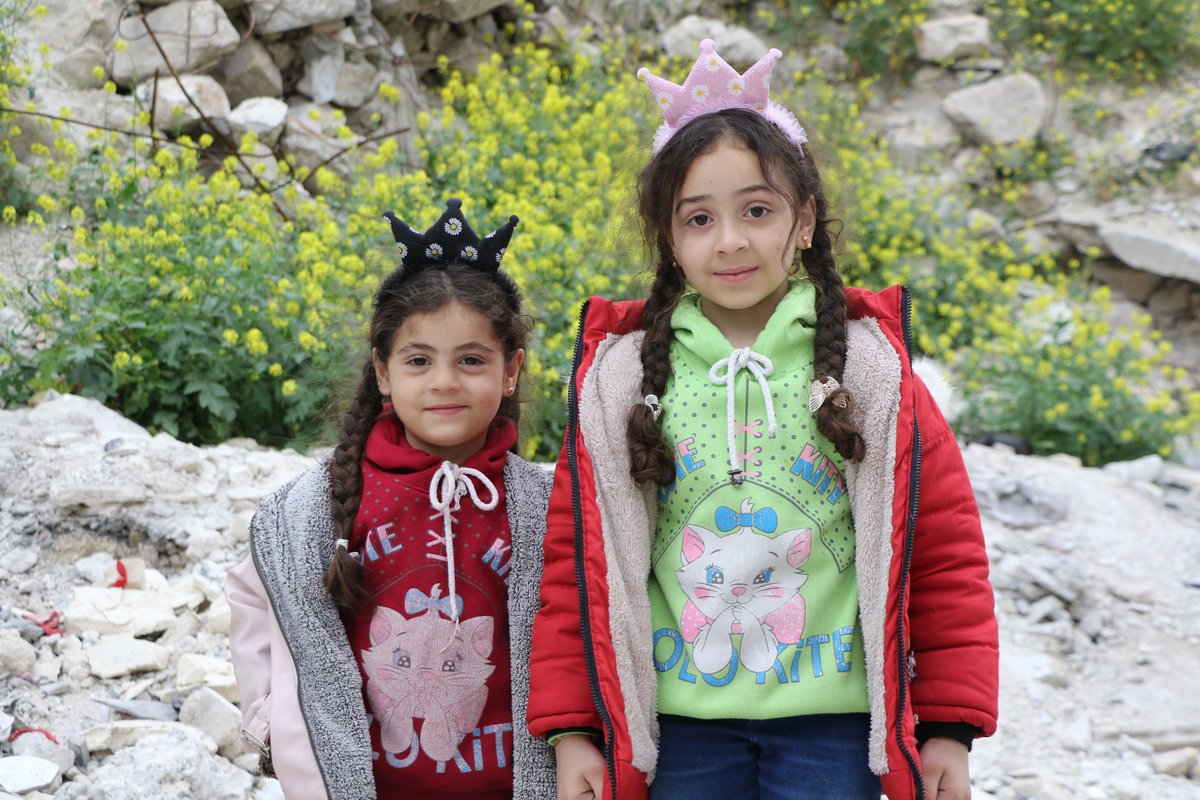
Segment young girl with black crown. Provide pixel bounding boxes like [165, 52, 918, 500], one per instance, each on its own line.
[225, 199, 556, 800]
[527, 40, 999, 800]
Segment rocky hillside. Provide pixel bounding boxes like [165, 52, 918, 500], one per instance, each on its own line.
[0, 393, 1198, 798]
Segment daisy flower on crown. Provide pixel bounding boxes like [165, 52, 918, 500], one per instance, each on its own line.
[636, 38, 808, 155]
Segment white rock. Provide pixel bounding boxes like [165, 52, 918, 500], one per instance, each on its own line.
[75, 553, 117, 585]
[0, 630, 37, 678]
[111, 0, 241, 87]
[227, 97, 289, 146]
[1100, 218, 1200, 284]
[661, 16, 768, 67]
[86, 720, 213, 754]
[3, 547, 38, 574]
[1104, 454, 1166, 483]
[247, 0, 356, 35]
[202, 594, 231, 636]
[1150, 746, 1198, 777]
[88, 729, 250, 800]
[0, 755, 60, 794]
[134, 74, 231, 134]
[64, 587, 177, 637]
[215, 38, 282, 107]
[175, 653, 239, 702]
[915, 14, 992, 62]
[942, 73, 1049, 145]
[85, 634, 170, 679]
[179, 687, 243, 759]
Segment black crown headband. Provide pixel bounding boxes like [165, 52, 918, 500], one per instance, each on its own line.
[383, 198, 519, 273]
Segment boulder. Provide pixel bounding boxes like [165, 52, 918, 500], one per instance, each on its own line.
[942, 73, 1049, 145]
[915, 14, 992, 62]
[111, 0, 240, 88]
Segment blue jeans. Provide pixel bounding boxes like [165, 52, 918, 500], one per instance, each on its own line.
[649, 713, 881, 800]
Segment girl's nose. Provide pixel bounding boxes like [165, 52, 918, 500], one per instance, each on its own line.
[430, 366, 461, 390]
[715, 219, 749, 254]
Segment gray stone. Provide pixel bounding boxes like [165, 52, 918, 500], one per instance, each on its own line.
[175, 653, 239, 702]
[134, 74, 231, 135]
[915, 14, 992, 62]
[298, 35, 344, 105]
[1014, 180, 1057, 217]
[1103, 454, 1165, 483]
[1100, 218, 1200, 284]
[85, 634, 171, 679]
[64, 587, 177, 637]
[179, 687, 242, 759]
[333, 59, 380, 109]
[661, 16, 768, 68]
[247, 0, 357, 35]
[214, 39, 282, 108]
[0, 755, 60, 794]
[4, 547, 38, 574]
[111, 0, 241, 87]
[88, 729, 250, 800]
[74, 553, 117, 586]
[1150, 747, 1197, 777]
[970, 473, 1070, 528]
[942, 73, 1049, 145]
[886, 109, 961, 170]
[16, 0, 121, 90]
[227, 98, 289, 146]
[0, 629, 37, 678]
[92, 697, 178, 722]
[9, 733, 74, 775]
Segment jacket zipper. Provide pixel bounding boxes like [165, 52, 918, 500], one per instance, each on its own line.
[896, 286, 926, 799]
[566, 300, 619, 796]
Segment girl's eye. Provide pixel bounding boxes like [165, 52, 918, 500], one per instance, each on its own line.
[461, 355, 484, 366]
[406, 356, 430, 367]
[747, 205, 770, 219]
[687, 213, 711, 227]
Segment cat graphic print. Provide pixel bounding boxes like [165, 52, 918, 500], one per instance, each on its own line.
[676, 499, 812, 674]
[361, 584, 496, 762]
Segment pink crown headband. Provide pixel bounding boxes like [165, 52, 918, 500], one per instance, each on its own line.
[637, 39, 807, 155]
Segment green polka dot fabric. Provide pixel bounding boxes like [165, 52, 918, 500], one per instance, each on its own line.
[648, 282, 868, 717]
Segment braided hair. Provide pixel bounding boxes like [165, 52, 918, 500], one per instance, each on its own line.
[628, 108, 864, 487]
[324, 261, 530, 610]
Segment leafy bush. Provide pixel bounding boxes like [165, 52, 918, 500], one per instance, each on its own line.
[989, 0, 1200, 82]
[0, 0, 41, 212]
[0, 134, 365, 446]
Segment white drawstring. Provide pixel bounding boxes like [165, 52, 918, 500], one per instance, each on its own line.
[427, 461, 498, 646]
[709, 347, 777, 485]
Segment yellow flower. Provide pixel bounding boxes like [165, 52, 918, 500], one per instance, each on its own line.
[245, 328, 269, 356]
[281, 379, 297, 397]
[269, 363, 283, 377]
[112, 351, 131, 369]
[222, 329, 239, 345]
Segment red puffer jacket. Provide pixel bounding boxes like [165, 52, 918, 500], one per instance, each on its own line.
[527, 286, 998, 800]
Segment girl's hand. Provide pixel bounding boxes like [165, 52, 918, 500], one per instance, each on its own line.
[555, 734, 606, 800]
[920, 737, 971, 800]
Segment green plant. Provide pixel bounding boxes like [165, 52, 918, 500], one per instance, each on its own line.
[989, 0, 1200, 82]
[951, 286, 1197, 465]
[0, 0, 42, 212]
[0, 134, 362, 446]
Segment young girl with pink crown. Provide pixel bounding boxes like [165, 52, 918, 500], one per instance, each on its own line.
[225, 199, 556, 799]
[527, 40, 999, 800]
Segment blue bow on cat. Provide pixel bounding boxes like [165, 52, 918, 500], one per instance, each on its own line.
[714, 505, 778, 533]
[405, 587, 464, 618]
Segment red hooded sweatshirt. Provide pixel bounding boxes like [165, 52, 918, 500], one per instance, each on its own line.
[344, 407, 517, 800]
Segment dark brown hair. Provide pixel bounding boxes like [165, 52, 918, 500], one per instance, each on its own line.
[324, 262, 529, 610]
[627, 108, 865, 487]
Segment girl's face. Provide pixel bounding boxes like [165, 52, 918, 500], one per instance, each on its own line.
[671, 139, 815, 346]
[372, 300, 524, 464]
